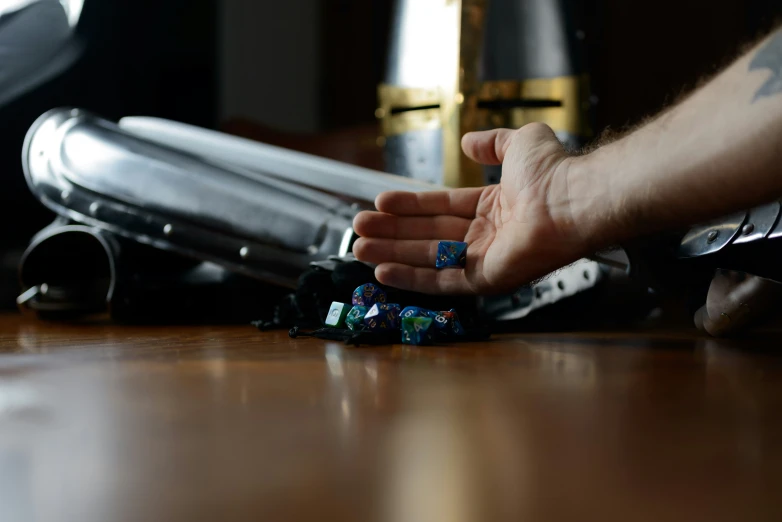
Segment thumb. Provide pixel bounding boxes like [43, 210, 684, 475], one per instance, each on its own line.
[461, 128, 515, 165]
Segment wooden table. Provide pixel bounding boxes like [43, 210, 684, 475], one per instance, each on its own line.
[1, 313, 781, 522]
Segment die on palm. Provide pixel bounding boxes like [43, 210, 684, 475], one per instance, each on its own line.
[435, 241, 467, 268]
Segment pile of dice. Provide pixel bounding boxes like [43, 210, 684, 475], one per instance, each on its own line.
[324, 283, 465, 345]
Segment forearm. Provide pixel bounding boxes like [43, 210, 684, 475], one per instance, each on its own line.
[568, 27, 782, 248]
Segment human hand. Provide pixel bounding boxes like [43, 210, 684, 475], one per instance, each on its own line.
[352, 123, 600, 295]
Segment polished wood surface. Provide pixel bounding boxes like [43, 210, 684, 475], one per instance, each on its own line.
[1, 313, 781, 522]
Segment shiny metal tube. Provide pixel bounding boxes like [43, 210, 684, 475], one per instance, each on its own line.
[118, 116, 440, 201]
[23, 108, 362, 288]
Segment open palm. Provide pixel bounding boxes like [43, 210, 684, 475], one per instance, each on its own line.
[352, 123, 593, 295]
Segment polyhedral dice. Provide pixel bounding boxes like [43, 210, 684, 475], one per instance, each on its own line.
[435, 241, 467, 268]
[442, 309, 465, 336]
[401, 316, 433, 345]
[427, 310, 451, 331]
[324, 301, 350, 328]
[427, 309, 465, 338]
[363, 303, 401, 330]
[351, 283, 387, 307]
[450, 318, 465, 336]
[345, 305, 368, 331]
[400, 306, 431, 320]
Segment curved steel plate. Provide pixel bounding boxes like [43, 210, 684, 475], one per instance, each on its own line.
[766, 201, 782, 239]
[481, 259, 603, 322]
[733, 201, 781, 244]
[678, 212, 746, 258]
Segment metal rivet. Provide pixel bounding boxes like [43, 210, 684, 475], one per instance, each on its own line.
[707, 230, 719, 243]
[742, 224, 755, 236]
[89, 202, 100, 214]
[239, 247, 249, 259]
[163, 224, 173, 236]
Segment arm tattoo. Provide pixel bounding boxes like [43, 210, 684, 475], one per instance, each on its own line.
[750, 29, 782, 103]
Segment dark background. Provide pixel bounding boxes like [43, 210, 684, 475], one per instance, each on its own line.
[1, 0, 781, 246]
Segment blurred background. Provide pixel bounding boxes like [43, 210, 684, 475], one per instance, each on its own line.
[0, 0, 781, 304]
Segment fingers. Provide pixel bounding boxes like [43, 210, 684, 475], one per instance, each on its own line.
[461, 128, 516, 165]
[375, 187, 484, 218]
[694, 270, 782, 337]
[695, 302, 753, 338]
[375, 263, 468, 294]
[353, 211, 470, 240]
[352, 238, 437, 268]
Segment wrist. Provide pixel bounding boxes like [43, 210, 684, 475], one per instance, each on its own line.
[560, 150, 631, 252]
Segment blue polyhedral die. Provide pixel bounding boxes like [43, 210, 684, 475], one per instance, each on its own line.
[427, 310, 450, 331]
[401, 316, 434, 345]
[363, 303, 401, 331]
[443, 309, 465, 336]
[352, 283, 387, 307]
[425, 309, 465, 338]
[436, 241, 467, 268]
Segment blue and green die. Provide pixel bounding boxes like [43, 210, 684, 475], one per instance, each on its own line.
[401, 316, 434, 345]
[345, 305, 369, 331]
